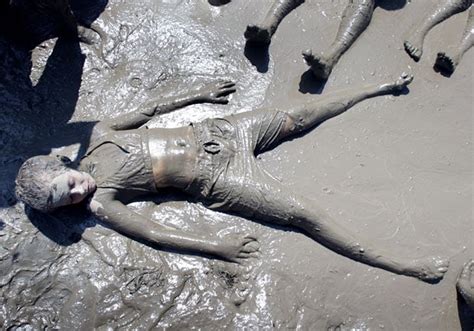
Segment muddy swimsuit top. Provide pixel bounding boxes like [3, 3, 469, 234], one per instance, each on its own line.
[79, 129, 157, 194]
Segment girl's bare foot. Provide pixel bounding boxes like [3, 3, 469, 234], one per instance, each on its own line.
[302, 49, 334, 80]
[245, 25, 272, 44]
[405, 256, 449, 282]
[379, 73, 414, 93]
[404, 37, 424, 62]
[435, 52, 458, 75]
[220, 235, 260, 263]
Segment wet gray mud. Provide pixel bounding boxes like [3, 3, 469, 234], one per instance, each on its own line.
[0, 0, 472, 329]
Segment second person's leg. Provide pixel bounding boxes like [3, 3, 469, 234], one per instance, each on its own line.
[404, 0, 472, 61]
[435, 6, 474, 75]
[303, 0, 375, 79]
[245, 0, 305, 44]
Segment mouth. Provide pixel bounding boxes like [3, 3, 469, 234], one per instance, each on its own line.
[82, 179, 96, 196]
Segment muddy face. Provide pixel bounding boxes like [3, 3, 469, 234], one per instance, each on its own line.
[50, 170, 96, 208]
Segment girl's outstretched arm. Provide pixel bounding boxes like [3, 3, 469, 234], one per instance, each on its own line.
[96, 80, 236, 133]
[90, 190, 258, 263]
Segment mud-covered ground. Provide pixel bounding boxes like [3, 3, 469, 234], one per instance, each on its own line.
[0, 0, 472, 329]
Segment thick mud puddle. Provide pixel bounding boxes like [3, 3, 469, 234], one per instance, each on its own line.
[0, 0, 472, 329]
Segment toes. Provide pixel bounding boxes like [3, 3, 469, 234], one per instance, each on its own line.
[237, 251, 259, 259]
[244, 25, 259, 38]
[401, 72, 414, 84]
[404, 41, 422, 62]
[242, 241, 260, 253]
[243, 235, 257, 242]
[438, 266, 449, 273]
[219, 81, 235, 89]
[214, 97, 229, 104]
[244, 25, 270, 43]
[216, 87, 236, 97]
[302, 49, 314, 63]
[435, 53, 455, 74]
[393, 72, 413, 90]
[434, 257, 450, 268]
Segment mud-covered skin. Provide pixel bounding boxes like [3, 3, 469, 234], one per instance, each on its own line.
[244, 0, 375, 80]
[71, 72, 446, 282]
[86, 80, 258, 263]
[457, 260, 474, 310]
[1, 0, 100, 46]
[2, 1, 472, 329]
[303, 0, 376, 80]
[404, 0, 472, 62]
[435, 6, 474, 75]
[244, 0, 305, 44]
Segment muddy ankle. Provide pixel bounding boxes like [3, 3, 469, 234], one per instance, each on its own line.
[244, 25, 272, 44]
[406, 256, 449, 282]
[302, 50, 333, 80]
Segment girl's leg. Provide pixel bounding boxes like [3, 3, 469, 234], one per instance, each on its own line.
[404, 0, 472, 61]
[223, 74, 411, 156]
[303, 0, 375, 80]
[269, 73, 413, 147]
[245, 0, 305, 44]
[435, 6, 474, 75]
[223, 168, 449, 282]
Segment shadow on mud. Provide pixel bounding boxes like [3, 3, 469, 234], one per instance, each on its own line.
[377, 0, 407, 11]
[27, 204, 95, 246]
[0, 1, 108, 207]
[457, 292, 474, 331]
[298, 70, 327, 94]
[244, 41, 270, 73]
[208, 0, 231, 7]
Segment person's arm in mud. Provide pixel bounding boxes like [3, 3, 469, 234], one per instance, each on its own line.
[89, 189, 258, 262]
[98, 80, 236, 132]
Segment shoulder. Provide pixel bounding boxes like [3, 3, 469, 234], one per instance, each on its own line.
[89, 188, 116, 213]
[91, 122, 113, 141]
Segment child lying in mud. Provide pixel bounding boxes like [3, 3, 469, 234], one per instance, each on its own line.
[16, 74, 450, 282]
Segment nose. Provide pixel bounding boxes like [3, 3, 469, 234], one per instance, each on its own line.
[71, 186, 86, 195]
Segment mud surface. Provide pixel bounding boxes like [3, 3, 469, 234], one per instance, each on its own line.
[0, 0, 472, 329]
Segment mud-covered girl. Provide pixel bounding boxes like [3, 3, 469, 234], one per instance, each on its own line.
[16, 75, 449, 282]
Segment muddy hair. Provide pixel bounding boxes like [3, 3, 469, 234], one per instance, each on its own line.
[15, 155, 71, 212]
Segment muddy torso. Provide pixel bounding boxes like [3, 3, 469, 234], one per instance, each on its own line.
[79, 129, 157, 194]
[80, 126, 198, 195]
[147, 126, 198, 189]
